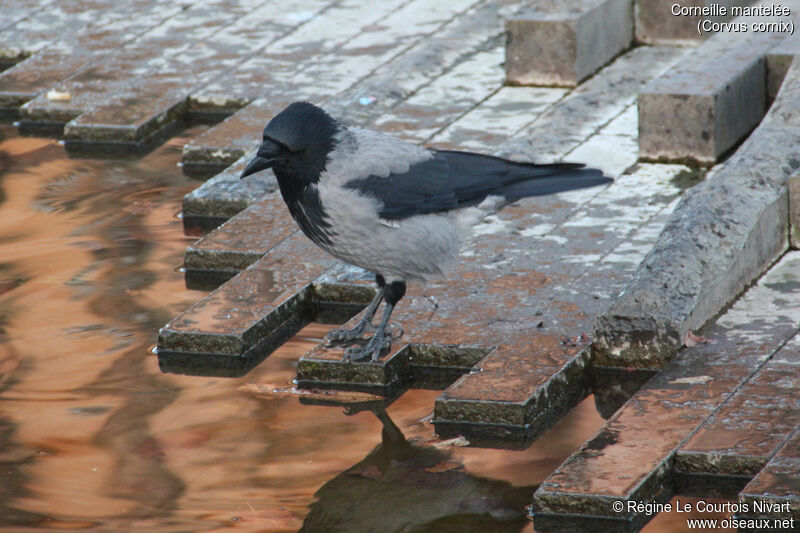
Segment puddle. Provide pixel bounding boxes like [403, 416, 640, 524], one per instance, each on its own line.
[0, 125, 739, 531]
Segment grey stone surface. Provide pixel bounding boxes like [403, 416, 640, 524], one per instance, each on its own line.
[767, 33, 800, 101]
[181, 155, 277, 220]
[505, 0, 633, 87]
[638, 29, 784, 164]
[635, 0, 755, 44]
[594, 59, 800, 368]
[791, 176, 800, 248]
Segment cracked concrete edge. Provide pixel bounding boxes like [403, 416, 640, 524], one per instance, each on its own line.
[593, 58, 800, 368]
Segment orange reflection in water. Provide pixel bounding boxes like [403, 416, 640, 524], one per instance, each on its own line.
[0, 126, 718, 532]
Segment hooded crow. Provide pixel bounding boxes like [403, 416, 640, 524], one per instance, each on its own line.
[241, 102, 612, 362]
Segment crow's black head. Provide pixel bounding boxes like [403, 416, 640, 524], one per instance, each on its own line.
[240, 102, 339, 185]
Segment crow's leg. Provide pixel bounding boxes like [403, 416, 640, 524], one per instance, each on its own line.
[345, 280, 405, 362]
[326, 274, 385, 344]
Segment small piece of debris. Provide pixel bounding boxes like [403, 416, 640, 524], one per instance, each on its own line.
[431, 435, 470, 448]
[684, 330, 716, 347]
[669, 375, 712, 385]
[242, 383, 387, 403]
[47, 90, 71, 101]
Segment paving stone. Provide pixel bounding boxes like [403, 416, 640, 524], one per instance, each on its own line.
[184, 193, 296, 278]
[505, 0, 633, 87]
[18, 0, 271, 130]
[498, 45, 689, 163]
[739, 427, 800, 520]
[181, 156, 276, 225]
[0, 0, 184, 114]
[428, 86, 568, 151]
[790, 176, 800, 249]
[372, 45, 505, 142]
[0, 0, 55, 35]
[157, 234, 338, 371]
[0, 0, 110, 66]
[635, 0, 756, 44]
[767, 32, 800, 101]
[638, 28, 785, 164]
[181, 0, 526, 170]
[533, 252, 800, 525]
[676, 335, 800, 476]
[191, 0, 445, 113]
[61, 0, 336, 155]
[595, 58, 800, 368]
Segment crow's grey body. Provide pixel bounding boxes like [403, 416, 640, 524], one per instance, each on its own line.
[314, 127, 468, 283]
[240, 102, 612, 361]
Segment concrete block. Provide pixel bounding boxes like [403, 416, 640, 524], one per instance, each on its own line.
[767, 33, 800, 101]
[505, 0, 633, 87]
[595, 58, 800, 367]
[535, 252, 800, 526]
[635, 0, 754, 44]
[639, 30, 784, 164]
[791, 176, 800, 248]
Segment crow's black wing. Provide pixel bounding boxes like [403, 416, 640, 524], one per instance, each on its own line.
[344, 150, 612, 220]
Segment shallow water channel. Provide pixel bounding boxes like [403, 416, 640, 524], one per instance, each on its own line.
[0, 125, 729, 531]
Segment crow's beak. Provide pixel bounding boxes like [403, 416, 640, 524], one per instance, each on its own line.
[240, 155, 276, 179]
[240, 139, 281, 179]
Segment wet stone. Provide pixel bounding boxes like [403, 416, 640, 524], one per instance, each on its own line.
[157, 234, 338, 369]
[60, 0, 336, 154]
[533, 252, 800, 524]
[181, 0, 526, 171]
[0, 0, 183, 114]
[676, 335, 800, 476]
[184, 193, 296, 284]
[18, 0, 268, 131]
[0, 0, 114, 65]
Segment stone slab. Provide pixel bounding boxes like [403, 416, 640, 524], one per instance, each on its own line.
[0, 0, 112, 65]
[183, 45, 686, 225]
[429, 86, 568, 151]
[676, 335, 800, 476]
[157, 234, 337, 360]
[505, 0, 633, 87]
[184, 193, 296, 279]
[0, 0, 183, 113]
[638, 28, 785, 164]
[498, 45, 688, 163]
[60, 0, 335, 154]
[533, 251, 800, 524]
[739, 427, 800, 520]
[635, 0, 755, 44]
[372, 45, 505, 142]
[0, 0, 56, 34]
[767, 32, 800, 101]
[181, 0, 528, 169]
[791, 176, 800, 248]
[594, 58, 800, 368]
[189, 0, 441, 113]
[17, 0, 270, 130]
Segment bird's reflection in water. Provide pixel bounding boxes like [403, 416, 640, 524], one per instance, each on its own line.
[300, 404, 533, 533]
